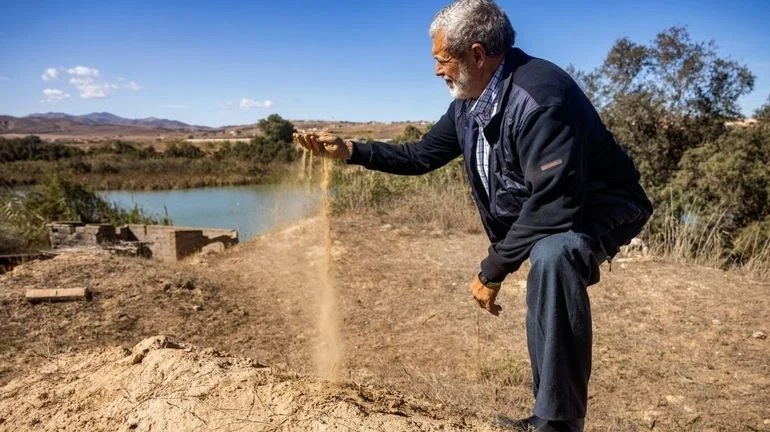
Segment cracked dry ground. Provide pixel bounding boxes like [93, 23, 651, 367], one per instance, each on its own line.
[0, 214, 768, 431]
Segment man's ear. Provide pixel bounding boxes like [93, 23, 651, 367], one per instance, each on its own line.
[470, 43, 487, 67]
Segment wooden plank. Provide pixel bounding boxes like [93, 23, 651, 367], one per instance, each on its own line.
[25, 288, 90, 303]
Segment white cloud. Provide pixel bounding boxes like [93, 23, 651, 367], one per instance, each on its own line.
[42, 88, 71, 102]
[69, 77, 116, 98]
[67, 65, 100, 78]
[65, 66, 116, 98]
[42, 68, 60, 81]
[44, 65, 138, 99]
[239, 98, 273, 109]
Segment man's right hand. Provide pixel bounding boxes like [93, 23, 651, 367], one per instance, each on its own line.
[293, 132, 353, 160]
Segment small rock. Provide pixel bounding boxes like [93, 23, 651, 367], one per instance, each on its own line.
[131, 336, 181, 354]
[201, 242, 225, 255]
[131, 352, 146, 365]
[752, 331, 766, 339]
[684, 413, 701, 424]
[193, 304, 203, 312]
[711, 319, 722, 326]
[665, 395, 685, 405]
[620, 237, 649, 256]
[642, 410, 664, 428]
[379, 224, 393, 232]
[763, 418, 770, 425]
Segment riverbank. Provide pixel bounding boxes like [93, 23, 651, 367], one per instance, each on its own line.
[0, 158, 300, 191]
[1, 181, 322, 257]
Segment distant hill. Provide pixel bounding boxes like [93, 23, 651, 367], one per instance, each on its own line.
[0, 112, 432, 142]
[26, 112, 208, 130]
[0, 112, 210, 135]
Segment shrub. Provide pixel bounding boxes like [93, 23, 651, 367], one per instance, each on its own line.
[1, 176, 165, 252]
[0, 136, 84, 162]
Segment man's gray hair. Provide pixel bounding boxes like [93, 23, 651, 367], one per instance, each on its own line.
[429, 0, 515, 57]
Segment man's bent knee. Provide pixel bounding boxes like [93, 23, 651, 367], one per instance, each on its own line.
[530, 232, 589, 268]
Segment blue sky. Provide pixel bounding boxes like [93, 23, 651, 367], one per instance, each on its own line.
[1, 0, 769, 127]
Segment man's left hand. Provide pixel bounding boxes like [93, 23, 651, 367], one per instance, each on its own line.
[470, 275, 502, 316]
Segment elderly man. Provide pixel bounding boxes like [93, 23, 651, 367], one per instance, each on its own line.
[295, 0, 652, 430]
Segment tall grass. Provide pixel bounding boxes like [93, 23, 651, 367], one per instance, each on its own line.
[1, 176, 166, 253]
[329, 159, 482, 234]
[644, 199, 770, 277]
[646, 200, 728, 268]
[732, 220, 770, 278]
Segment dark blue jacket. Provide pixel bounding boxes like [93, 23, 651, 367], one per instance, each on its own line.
[348, 48, 652, 282]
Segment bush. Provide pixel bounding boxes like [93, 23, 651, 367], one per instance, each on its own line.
[672, 125, 770, 227]
[258, 114, 295, 143]
[1, 176, 165, 251]
[756, 95, 770, 123]
[0, 136, 84, 162]
[164, 142, 205, 159]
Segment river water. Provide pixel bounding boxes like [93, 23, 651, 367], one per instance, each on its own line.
[101, 185, 321, 241]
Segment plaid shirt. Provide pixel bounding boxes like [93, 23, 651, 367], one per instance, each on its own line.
[468, 61, 505, 196]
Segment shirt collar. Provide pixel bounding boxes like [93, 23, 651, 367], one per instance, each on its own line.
[468, 60, 505, 123]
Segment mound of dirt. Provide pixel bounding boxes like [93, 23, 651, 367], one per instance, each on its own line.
[0, 336, 486, 432]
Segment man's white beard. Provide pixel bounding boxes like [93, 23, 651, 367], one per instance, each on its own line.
[448, 62, 474, 100]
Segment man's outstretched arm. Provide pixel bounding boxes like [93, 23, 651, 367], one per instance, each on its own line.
[296, 102, 462, 175]
[346, 101, 461, 175]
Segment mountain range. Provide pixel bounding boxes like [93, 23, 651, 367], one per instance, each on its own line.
[0, 112, 210, 135]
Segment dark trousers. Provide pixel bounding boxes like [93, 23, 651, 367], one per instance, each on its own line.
[526, 230, 604, 425]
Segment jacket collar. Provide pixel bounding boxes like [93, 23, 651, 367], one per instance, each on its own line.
[493, 48, 527, 115]
[476, 48, 523, 140]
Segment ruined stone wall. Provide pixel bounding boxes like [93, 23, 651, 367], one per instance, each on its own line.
[48, 223, 116, 249]
[125, 225, 239, 261]
[47, 222, 238, 261]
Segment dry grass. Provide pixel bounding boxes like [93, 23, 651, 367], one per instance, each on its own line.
[646, 200, 770, 278]
[647, 201, 728, 268]
[329, 160, 482, 235]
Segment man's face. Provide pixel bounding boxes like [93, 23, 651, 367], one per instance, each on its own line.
[432, 29, 474, 100]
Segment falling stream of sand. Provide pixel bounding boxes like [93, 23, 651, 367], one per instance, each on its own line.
[300, 149, 342, 380]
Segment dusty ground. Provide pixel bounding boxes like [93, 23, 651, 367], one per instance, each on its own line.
[1, 215, 769, 431]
